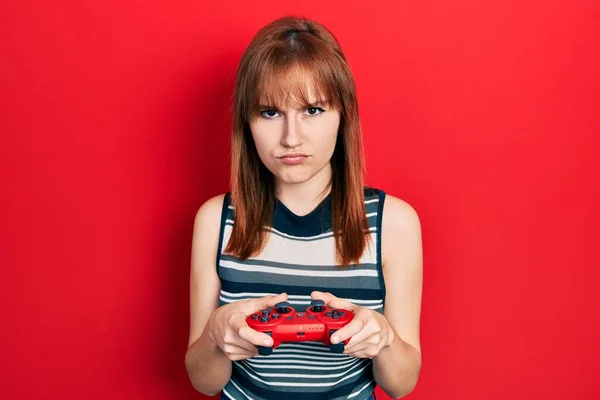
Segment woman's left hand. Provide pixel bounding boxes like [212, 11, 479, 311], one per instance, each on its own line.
[311, 291, 395, 359]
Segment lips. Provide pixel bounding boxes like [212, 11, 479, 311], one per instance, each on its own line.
[278, 154, 308, 165]
[279, 153, 308, 159]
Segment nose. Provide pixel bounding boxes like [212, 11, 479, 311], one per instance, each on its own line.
[280, 114, 303, 148]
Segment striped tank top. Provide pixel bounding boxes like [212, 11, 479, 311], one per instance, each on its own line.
[216, 187, 387, 400]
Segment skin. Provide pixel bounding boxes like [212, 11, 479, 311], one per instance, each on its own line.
[249, 86, 339, 214]
[186, 84, 423, 398]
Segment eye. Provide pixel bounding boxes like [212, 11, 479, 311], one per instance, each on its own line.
[260, 109, 279, 118]
[305, 107, 325, 116]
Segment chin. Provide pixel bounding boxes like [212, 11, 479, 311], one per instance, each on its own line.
[275, 172, 314, 185]
[277, 177, 310, 185]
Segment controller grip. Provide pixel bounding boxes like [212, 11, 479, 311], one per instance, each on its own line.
[257, 331, 273, 356]
[329, 329, 345, 353]
[258, 346, 273, 356]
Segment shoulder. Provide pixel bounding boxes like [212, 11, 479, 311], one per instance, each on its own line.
[363, 186, 420, 228]
[193, 193, 229, 239]
[371, 190, 422, 269]
[381, 194, 421, 234]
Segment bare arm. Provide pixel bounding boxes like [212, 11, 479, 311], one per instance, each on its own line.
[184, 194, 232, 395]
[184, 195, 288, 396]
[309, 194, 423, 398]
[372, 195, 423, 398]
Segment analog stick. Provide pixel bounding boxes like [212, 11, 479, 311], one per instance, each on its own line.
[310, 299, 325, 312]
[274, 301, 291, 314]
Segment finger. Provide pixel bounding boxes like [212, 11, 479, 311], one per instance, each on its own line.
[345, 332, 383, 354]
[347, 329, 390, 358]
[242, 292, 288, 316]
[221, 343, 258, 359]
[225, 329, 263, 353]
[310, 291, 357, 311]
[347, 348, 379, 359]
[330, 317, 364, 345]
[229, 314, 275, 347]
[345, 319, 381, 348]
[263, 292, 289, 308]
[237, 323, 276, 348]
[225, 314, 265, 350]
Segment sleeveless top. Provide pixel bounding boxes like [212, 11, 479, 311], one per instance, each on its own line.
[216, 187, 387, 400]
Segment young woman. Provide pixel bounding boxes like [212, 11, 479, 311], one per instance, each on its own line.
[185, 16, 423, 400]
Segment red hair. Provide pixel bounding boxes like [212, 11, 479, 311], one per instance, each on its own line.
[225, 16, 370, 266]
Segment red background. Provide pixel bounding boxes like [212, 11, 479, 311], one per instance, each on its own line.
[1, 1, 599, 399]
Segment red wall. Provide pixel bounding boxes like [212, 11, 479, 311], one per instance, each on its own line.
[2, 1, 599, 398]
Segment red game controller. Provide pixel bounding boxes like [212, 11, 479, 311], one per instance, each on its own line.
[246, 300, 354, 355]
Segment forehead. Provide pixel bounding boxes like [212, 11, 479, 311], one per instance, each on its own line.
[255, 65, 332, 109]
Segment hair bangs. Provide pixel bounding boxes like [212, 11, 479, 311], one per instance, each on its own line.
[230, 16, 368, 266]
[248, 56, 342, 119]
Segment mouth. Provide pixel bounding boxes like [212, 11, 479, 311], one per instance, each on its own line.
[278, 154, 309, 165]
[278, 153, 309, 158]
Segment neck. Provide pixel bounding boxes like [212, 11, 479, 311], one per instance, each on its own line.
[275, 163, 332, 214]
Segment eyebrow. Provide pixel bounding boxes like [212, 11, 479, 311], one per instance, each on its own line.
[257, 101, 329, 110]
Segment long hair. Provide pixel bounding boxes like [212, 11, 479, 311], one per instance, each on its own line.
[225, 16, 370, 266]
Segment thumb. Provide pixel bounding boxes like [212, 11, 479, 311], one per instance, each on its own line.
[244, 292, 288, 316]
[311, 290, 356, 311]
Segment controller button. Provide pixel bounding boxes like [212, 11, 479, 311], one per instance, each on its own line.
[326, 312, 332, 317]
[308, 315, 315, 319]
[286, 316, 294, 320]
[272, 313, 280, 319]
[339, 312, 346, 316]
[296, 313, 304, 317]
[251, 314, 259, 320]
[332, 315, 340, 320]
[262, 310, 269, 315]
[261, 316, 269, 323]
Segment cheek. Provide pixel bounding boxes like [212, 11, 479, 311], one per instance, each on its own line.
[315, 119, 340, 156]
[250, 131, 282, 174]
[317, 133, 337, 158]
[251, 134, 268, 156]
[249, 124, 274, 157]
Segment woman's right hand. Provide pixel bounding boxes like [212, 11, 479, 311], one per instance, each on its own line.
[207, 292, 288, 361]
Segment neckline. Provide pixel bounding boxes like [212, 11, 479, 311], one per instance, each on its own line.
[273, 191, 333, 236]
[276, 191, 332, 219]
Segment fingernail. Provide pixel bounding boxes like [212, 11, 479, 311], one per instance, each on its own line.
[332, 336, 340, 344]
[264, 339, 272, 346]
